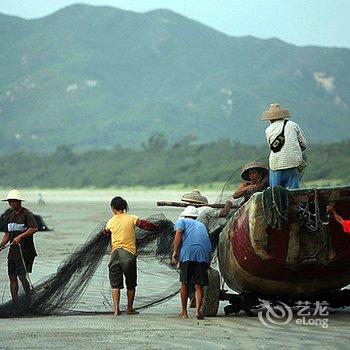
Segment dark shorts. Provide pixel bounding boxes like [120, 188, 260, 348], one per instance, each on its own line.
[8, 245, 35, 276]
[179, 261, 209, 286]
[108, 248, 137, 290]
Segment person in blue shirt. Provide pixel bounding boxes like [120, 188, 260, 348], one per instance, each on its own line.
[172, 205, 212, 320]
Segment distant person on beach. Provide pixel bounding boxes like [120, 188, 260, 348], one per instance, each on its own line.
[38, 193, 45, 205]
[0, 189, 38, 302]
[327, 206, 350, 233]
[103, 196, 158, 316]
[172, 205, 212, 320]
[233, 161, 269, 203]
[262, 103, 307, 189]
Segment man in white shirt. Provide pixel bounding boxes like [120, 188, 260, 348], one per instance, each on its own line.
[262, 103, 307, 189]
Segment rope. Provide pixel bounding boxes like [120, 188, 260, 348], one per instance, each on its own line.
[271, 187, 288, 221]
[220, 226, 231, 291]
[313, 188, 320, 231]
[0, 245, 10, 253]
[16, 244, 33, 289]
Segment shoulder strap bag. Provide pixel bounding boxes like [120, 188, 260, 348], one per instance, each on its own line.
[270, 120, 288, 153]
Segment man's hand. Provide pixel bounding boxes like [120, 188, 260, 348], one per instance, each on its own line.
[171, 251, 179, 266]
[102, 228, 111, 236]
[13, 236, 21, 245]
[219, 200, 233, 218]
[326, 206, 336, 216]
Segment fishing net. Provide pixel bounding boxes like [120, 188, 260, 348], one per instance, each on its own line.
[0, 213, 177, 318]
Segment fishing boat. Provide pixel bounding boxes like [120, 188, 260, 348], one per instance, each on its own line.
[213, 185, 350, 315]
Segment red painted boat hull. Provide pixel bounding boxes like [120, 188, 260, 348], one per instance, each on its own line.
[218, 186, 350, 296]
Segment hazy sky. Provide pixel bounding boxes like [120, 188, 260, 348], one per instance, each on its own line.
[0, 0, 349, 48]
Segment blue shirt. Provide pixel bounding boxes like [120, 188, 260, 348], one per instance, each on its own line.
[174, 218, 212, 263]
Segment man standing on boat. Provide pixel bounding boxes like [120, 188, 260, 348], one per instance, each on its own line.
[172, 205, 212, 319]
[0, 189, 38, 302]
[262, 103, 307, 189]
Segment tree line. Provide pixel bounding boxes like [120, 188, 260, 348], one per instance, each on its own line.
[0, 135, 349, 188]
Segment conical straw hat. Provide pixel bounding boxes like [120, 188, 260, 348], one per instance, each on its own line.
[261, 103, 291, 120]
[181, 189, 208, 205]
[240, 161, 269, 181]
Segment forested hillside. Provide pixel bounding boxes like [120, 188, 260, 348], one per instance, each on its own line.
[0, 4, 349, 154]
[0, 138, 349, 188]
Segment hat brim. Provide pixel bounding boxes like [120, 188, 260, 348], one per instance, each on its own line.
[180, 213, 198, 217]
[241, 167, 268, 181]
[2, 198, 24, 201]
[261, 109, 291, 120]
[181, 198, 207, 205]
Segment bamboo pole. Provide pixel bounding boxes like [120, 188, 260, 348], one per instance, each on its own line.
[156, 201, 240, 209]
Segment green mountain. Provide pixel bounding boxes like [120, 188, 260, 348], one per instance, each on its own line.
[0, 4, 349, 153]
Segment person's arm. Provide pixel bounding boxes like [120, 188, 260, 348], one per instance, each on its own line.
[136, 219, 159, 231]
[12, 211, 38, 245]
[102, 227, 111, 235]
[0, 232, 10, 251]
[233, 182, 249, 199]
[327, 206, 344, 225]
[218, 200, 232, 218]
[12, 227, 38, 245]
[297, 125, 307, 151]
[233, 182, 263, 199]
[172, 229, 183, 265]
[103, 218, 112, 235]
[246, 181, 267, 195]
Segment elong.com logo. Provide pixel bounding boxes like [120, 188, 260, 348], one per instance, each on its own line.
[258, 299, 329, 328]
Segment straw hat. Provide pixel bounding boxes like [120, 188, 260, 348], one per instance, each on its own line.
[2, 189, 25, 201]
[240, 161, 269, 181]
[180, 206, 199, 218]
[261, 103, 291, 120]
[181, 189, 208, 205]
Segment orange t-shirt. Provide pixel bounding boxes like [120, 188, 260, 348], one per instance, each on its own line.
[341, 220, 350, 234]
[106, 213, 139, 255]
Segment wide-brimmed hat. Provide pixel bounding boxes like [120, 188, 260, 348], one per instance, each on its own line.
[2, 189, 25, 201]
[261, 103, 291, 120]
[181, 189, 208, 205]
[240, 161, 269, 181]
[180, 206, 199, 218]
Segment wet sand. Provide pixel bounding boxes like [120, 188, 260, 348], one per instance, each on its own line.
[0, 189, 350, 349]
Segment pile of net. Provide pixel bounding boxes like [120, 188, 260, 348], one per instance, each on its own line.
[0, 214, 177, 317]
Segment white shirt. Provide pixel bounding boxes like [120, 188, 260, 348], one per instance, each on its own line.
[265, 119, 307, 171]
[197, 207, 220, 231]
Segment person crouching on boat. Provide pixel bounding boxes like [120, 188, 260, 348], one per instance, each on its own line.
[172, 205, 212, 320]
[327, 206, 350, 234]
[262, 103, 307, 189]
[0, 189, 38, 303]
[233, 160, 269, 204]
[181, 189, 232, 241]
[103, 196, 158, 316]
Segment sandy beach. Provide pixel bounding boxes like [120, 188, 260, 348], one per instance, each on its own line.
[0, 189, 350, 349]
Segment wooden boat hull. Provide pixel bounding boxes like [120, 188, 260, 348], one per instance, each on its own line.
[218, 186, 350, 296]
